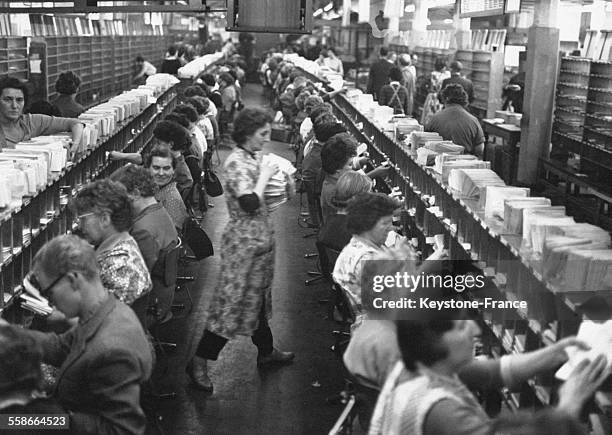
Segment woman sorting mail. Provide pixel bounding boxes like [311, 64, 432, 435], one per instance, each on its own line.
[186, 107, 296, 393]
[0, 77, 84, 160]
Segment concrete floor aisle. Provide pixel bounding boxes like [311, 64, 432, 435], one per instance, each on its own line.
[149, 84, 347, 435]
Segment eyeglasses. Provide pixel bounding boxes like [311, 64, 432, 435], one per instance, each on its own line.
[24, 272, 67, 298]
[73, 212, 95, 225]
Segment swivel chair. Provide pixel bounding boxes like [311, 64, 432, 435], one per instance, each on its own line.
[305, 240, 338, 286]
[328, 374, 380, 435]
[133, 240, 182, 373]
[172, 236, 197, 318]
[330, 282, 356, 355]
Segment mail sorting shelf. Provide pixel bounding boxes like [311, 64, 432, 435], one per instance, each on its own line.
[302, 64, 612, 423]
[43, 35, 175, 107]
[329, 92, 612, 431]
[546, 57, 612, 235]
[0, 83, 180, 327]
[0, 37, 28, 81]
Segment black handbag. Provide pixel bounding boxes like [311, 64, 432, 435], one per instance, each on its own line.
[183, 217, 214, 260]
[203, 168, 224, 197]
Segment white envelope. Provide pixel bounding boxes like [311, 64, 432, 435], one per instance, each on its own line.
[556, 320, 612, 381]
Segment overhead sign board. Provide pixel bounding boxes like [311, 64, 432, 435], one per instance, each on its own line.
[459, 0, 505, 18]
[226, 0, 313, 34]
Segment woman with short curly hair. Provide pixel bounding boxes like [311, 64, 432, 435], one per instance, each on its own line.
[187, 107, 295, 392]
[143, 143, 189, 230]
[185, 97, 216, 147]
[53, 71, 84, 118]
[71, 179, 151, 306]
[218, 72, 239, 136]
[333, 192, 400, 307]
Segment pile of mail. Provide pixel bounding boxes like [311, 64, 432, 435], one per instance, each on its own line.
[178, 53, 225, 79]
[394, 117, 423, 140]
[434, 154, 485, 181]
[145, 73, 181, 92]
[408, 132, 443, 152]
[0, 73, 176, 212]
[262, 153, 297, 213]
[502, 198, 552, 234]
[20, 275, 53, 316]
[448, 168, 505, 199]
[479, 186, 530, 219]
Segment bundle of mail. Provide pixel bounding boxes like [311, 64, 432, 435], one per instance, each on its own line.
[262, 153, 297, 213]
[0, 73, 173, 212]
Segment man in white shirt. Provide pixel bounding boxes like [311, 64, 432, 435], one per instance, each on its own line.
[133, 56, 156, 83]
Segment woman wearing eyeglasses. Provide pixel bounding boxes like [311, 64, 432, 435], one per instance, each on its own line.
[1, 235, 152, 435]
[70, 179, 151, 306]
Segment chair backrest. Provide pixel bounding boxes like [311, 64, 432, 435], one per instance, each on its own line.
[332, 282, 357, 325]
[316, 241, 341, 282]
[351, 376, 381, 432]
[151, 238, 181, 288]
[131, 292, 150, 330]
[162, 239, 181, 288]
[328, 394, 357, 435]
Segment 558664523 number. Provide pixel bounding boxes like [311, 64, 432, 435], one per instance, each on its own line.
[0, 414, 69, 429]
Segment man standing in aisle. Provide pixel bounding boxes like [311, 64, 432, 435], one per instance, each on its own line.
[409, 53, 418, 80]
[398, 53, 416, 90]
[441, 61, 474, 103]
[133, 56, 157, 84]
[425, 84, 484, 157]
[397, 55, 415, 115]
[366, 47, 396, 101]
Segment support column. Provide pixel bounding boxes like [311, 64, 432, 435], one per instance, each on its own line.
[517, 0, 560, 185]
[590, 0, 605, 31]
[342, 0, 351, 26]
[358, 0, 370, 23]
[411, 0, 428, 47]
[453, 7, 471, 50]
[386, 16, 400, 45]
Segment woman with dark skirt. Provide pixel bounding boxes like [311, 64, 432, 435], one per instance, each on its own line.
[186, 108, 295, 392]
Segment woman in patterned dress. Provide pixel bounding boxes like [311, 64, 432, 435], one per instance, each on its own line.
[71, 179, 151, 306]
[186, 108, 294, 392]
